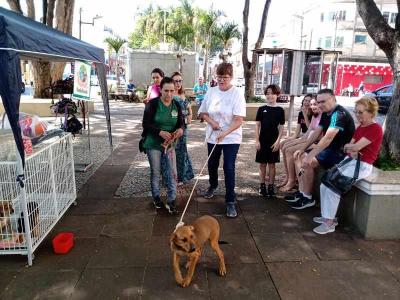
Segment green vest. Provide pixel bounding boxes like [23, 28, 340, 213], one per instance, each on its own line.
[143, 99, 179, 151]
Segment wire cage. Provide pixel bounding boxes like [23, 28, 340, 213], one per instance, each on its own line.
[0, 133, 76, 265]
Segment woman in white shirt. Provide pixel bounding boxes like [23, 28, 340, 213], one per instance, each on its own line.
[198, 63, 246, 218]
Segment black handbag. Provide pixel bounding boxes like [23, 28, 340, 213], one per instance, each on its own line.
[321, 155, 360, 195]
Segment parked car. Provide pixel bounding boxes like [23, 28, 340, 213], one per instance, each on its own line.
[365, 84, 393, 114]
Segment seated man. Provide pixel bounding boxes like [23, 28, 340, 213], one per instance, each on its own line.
[193, 76, 208, 106]
[285, 89, 355, 209]
[127, 80, 136, 93]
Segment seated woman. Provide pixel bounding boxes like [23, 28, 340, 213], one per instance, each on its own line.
[142, 77, 184, 215]
[279, 96, 319, 192]
[313, 96, 383, 234]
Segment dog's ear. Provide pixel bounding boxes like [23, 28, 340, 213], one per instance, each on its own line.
[169, 233, 177, 245]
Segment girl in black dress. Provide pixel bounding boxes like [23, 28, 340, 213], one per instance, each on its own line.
[255, 84, 285, 197]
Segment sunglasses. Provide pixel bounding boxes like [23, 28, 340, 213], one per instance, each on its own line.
[174, 80, 183, 83]
[216, 76, 231, 81]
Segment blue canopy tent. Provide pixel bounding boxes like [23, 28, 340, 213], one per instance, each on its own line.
[0, 7, 112, 175]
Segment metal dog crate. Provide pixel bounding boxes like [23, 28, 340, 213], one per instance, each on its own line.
[0, 133, 76, 265]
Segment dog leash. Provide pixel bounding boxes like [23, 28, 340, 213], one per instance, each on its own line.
[175, 129, 221, 231]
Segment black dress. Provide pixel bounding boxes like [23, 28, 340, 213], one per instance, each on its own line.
[255, 105, 285, 163]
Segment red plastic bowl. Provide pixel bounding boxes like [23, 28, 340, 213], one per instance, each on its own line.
[52, 232, 74, 254]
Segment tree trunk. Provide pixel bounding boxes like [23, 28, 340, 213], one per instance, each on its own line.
[6, 0, 23, 14]
[26, 0, 35, 19]
[203, 47, 209, 80]
[116, 53, 120, 85]
[356, 0, 400, 161]
[242, 0, 271, 101]
[32, 61, 52, 98]
[381, 49, 400, 160]
[47, 0, 56, 27]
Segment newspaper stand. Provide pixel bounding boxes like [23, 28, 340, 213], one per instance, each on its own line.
[252, 48, 341, 135]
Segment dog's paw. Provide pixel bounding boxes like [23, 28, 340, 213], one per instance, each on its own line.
[175, 277, 184, 286]
[181, 278, 192, 287]
[219, 264, 227, 276]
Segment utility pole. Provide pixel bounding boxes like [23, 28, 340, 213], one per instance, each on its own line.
[333, 12, 338, 50]
[79, 7, 103, 40]
[293, 14, 304, 49]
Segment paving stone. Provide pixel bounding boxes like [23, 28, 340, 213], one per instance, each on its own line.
[207, 263, 280, 300]
[303, 232, 367, 261]
[213, 214, 249, 235]
[1, 270, 80, 300]
[355, 238, 400, 282]
[87, 236, 149, 268]
[33, 237, 97, 271]
[152, 213, 198, 237]
[54, 215, 107, 238]
[0, 271, 19, 292]
[253, 233, 318, 262]
[203, 233, 262, 265]
[141, 266, 209, 300]
[0, 255, 29, 270]
[101, 213, 154, 238]
[70, 267, 143, 300]
[147, 235, 173, 267]
[267, 260, 400, 300]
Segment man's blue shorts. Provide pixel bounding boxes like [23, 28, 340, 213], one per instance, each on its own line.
[316, 148, 345, 169]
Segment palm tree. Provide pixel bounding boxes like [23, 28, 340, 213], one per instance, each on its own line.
[215, 22, 241, 62]
[198, 9, 224, 80]
[167, 24, 194, 73]
[104, 37, 126, 85]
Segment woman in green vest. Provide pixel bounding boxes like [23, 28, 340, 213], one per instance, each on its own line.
[142, 77, 184, 215]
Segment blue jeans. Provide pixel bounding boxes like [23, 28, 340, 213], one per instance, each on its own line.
[147, 148, 177, 203]
[207, 143, 240, 203]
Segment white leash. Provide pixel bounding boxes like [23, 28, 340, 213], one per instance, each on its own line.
[175, 130, 220, 231]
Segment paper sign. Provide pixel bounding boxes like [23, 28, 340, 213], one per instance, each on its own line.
[73, 61, 91, 100]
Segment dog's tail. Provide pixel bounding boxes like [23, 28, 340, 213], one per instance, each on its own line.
[218, 240, 230, 245]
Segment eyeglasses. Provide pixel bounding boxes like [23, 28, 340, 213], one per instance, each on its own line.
[353, 110, 366, 115]
[174, 80, 183, 84]
[317, 100, 326, 104]
[216, 75, 231, 81]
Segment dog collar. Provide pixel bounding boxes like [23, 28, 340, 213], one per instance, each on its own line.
[174, 242, 196, 253]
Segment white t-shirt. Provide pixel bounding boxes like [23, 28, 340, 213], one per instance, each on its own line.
[198, 86, 246, 144]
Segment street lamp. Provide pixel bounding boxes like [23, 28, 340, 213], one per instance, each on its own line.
[79, 7, 103, 40]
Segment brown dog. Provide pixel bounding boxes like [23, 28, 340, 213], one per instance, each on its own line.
[170, 215, 226, 287]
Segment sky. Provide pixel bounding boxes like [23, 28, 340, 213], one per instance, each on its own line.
[0, 0, 316, 47]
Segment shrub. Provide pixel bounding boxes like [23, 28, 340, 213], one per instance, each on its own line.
[374, 154, 400, 171]
[247, 96, 265, 103]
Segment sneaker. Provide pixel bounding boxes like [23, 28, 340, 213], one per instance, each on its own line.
[259, 183, 267, 197]
[313, 217, 338, 226]
[267, 184, 276, 197]
[226, 203, 238, 218]
[165, 201, 179, 215]
[203, 186, 217, 199]
[153, 196, 163, 209]
[313, 223, 336, 234]
[284, 191, 302, 203]
[290, 195, 315, 210]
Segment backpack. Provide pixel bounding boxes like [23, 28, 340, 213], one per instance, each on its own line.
[62, 116, 82, 136]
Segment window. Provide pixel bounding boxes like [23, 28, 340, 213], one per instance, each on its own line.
[325, 36, 332, 48]
[383, 11, 390, 23]
[335, 36, 344, 48]
[320, 13, 324, 22]
[337, 10, 346, 21]
[354, 35, 367, 44]
[390, 12, 398, 23]
[328, 12, 335, 21]
[365, 75, 382, 84]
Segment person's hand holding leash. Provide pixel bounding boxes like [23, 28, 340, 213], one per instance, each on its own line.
[210, 120, 220, 131]
[216, 131, 227, 144]
[160, 130, 172, 141]
[174, 128, 184, 139]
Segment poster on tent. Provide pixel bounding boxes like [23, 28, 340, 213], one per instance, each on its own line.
[72, 60, 92, 101]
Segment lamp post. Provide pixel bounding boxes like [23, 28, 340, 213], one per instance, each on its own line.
[79, 7, 103, 40]
[292, 14, 304, 49]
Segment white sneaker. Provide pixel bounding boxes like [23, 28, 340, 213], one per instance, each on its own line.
[313, 223, 336, 235]
[313, 217, 338, 226]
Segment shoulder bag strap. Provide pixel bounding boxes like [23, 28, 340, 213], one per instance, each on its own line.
[353, 154, 361, 180]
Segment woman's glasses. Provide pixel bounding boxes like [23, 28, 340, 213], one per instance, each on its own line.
[353, 110, 366, 115]
[216, 75, 231, 81]
[174, 80, 183, 84]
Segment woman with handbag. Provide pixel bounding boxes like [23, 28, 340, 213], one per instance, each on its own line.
[313, 96, 383, 234]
